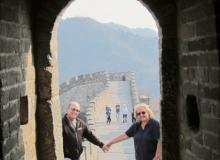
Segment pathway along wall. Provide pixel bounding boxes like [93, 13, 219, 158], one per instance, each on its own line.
[0, 0, 219, 160]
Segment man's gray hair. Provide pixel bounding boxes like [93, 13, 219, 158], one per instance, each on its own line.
[68, 101, 80, 110]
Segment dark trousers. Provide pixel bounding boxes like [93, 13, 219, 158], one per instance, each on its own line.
[64, 157, 79, 160]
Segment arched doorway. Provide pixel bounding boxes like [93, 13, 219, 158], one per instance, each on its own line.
[33, 0, 179, 159]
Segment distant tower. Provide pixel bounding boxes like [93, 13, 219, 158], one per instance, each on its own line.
[139, 94, 150, 105]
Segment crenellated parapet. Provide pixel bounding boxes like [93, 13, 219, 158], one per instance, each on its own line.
[60, 71, 109, 94]
[59, 71, 140, 116]
[107, 71, 133, 81]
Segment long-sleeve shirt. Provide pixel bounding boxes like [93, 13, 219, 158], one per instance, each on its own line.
[62, 114, 104, 159]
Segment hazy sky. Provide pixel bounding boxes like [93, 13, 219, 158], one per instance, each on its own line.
[62, 0, 157, 31]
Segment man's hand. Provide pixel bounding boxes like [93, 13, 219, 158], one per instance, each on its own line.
[102, 142, 112, 152]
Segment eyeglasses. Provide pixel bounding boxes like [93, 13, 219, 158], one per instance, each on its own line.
[136, 111, 146, 116]
[71, 108, 80, 113]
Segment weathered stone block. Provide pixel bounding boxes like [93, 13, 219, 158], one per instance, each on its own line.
[213, 152, 220, 160]
[9, 116, 20, 133]
[4, 70, 22, 87]
[181, 23, 196, 39]
[203, 86, 220, 101]
[0, 123, 9, 140]
[19, 85, 26, 97]
[204, 133, 220, 152]
[198, 54, 210, 67]
[0, 23, 7, 37]
[197, 68, 209, 83]
[180, 41, 189, 53]
[194, 132, 203, 146]
[21, 27, 31, 39]
[182, 82, 198, 95]
[191, 140, 211, 160]
[184, 151, 196, 160]
[9, 86, 20, 101]
[196, 18, 216, 36]
[2, 134, 18, 155]
[185, 137, 192, 150]
[6, 24, 21, 39]
[19, 11, 31, 27]
[0, 103, 17, 124]
[202, 116, 219, 133]
[208, 53, 219, 67]
[9, 101, 19, 119]
[2, 154, 10, 160]
[0, 89, 9, 106]
[180, 0, 203, 10]
[0, 38, 21, 54]
[209, 69, 219, 84]
[212, 103, 220, 118]
[19, 40, 31, 54]
[181, 54, 198, 67]
[0, 5, 19, 23]
[181, 1, 214, 23]
[187, 68, 196, 81]
[188, 37, 218, 52]
[200, 100, 212, 114]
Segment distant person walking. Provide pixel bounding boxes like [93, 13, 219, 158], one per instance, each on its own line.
[131, 112, 136, 123]
[105, 105, 111, 125]
[122, 104, 128, 123]
[115, 104, 120, 121]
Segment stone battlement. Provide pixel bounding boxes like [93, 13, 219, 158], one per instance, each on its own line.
[59, 71, 139, 116]
[60, 71, 135, 94]
[60, 71, 108, 94]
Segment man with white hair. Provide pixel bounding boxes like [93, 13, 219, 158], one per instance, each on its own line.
[62, 101, 106, 160]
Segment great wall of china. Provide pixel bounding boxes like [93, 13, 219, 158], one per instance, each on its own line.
[59, 71, 139, 115]
[59, 71, 140, 160]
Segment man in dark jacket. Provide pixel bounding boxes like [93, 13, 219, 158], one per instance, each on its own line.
[63, 101, 106, 160]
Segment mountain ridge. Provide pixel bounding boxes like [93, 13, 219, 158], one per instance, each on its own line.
[58, 17, 160, 97]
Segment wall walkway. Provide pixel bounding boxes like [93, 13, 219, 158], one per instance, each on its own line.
[82, 81, 135, 160]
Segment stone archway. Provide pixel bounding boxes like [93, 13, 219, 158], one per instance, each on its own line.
[33, 0, 179, 159]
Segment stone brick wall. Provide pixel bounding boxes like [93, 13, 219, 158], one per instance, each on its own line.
[0, 0, 34, 160]
[0, 0, 36, 160]
[178, 0, 220, 159]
